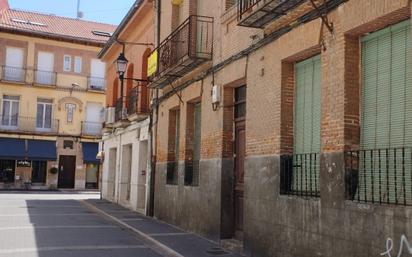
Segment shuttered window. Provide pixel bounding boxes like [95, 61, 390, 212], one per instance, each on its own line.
[359, 20, 412, 205]
[291, 54, 321, 194]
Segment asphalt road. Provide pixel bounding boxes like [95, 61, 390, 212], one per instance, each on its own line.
[0, 192, 166, 257]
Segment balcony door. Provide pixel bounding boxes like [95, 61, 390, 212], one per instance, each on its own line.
[90, 59, 106, 89]
[36, 99, 53, 131]
[85, 102, 103, 135]
[1, 95, 19, 129]
[5, 47, 24, 82]
[36, 52, 54, 85]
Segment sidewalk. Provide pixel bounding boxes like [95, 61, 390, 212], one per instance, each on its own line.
[82, 199, 244, 257]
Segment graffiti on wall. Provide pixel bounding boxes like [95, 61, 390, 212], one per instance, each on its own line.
[381, 235, 412, 257]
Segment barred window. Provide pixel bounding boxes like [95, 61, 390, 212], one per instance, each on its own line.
[280, 54, 321, 197]
[166, 109, 180, 185]
[345, 20, 412, 206]
[185, 102, 201, 186]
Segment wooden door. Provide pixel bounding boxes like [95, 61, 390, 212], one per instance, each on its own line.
[234, 120, 245, 238]
[58, 155, 76, 188]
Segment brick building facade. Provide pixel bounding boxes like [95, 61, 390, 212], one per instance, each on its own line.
[147, 0, 412, 256]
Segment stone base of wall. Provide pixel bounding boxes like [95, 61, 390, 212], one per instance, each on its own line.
[244, 153, 412, 257]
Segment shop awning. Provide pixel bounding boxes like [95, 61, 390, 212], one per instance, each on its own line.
[82, 142, 99, 163]
[0, 138, 25, 159]
[27, 140, 57, 161]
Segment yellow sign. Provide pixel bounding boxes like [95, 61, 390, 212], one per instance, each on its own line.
[147, 50, 157, 77]
[171, 0, 183, 5]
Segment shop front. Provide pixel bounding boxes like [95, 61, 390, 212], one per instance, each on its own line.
[0, 138, 57, 189]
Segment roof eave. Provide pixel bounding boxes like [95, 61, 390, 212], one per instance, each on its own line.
[98, 0, 146, 59]
[0, 26, 108, 47]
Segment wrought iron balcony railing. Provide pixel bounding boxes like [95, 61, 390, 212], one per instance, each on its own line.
[345, 148, 412, 206]
[1, 66, 26, 82]
[280, 153, 320, 197]
[34, 70, 57, 86]
[0, 115, 59, 134]
[81, 121, 103, 137]
[149, 15, 213, 89]
[114, 98, 123, 122]
[237, 0, 344, 28]
[127, 85, 149, 117]
[88, 76, 106, 91]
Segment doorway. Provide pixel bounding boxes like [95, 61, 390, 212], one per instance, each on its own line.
[0, 160, 15, 183]
[85, 163, 99, 189]
[58, 155, 76, 188]
[137, 141, 148, 210]
[234, 86, 246, 240]
[31, 161, 47, 184]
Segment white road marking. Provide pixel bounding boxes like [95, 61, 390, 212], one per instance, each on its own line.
[121, 218, 144, 221]
[0, 245, 147, 254]
[0, 225, 117, 230]
[148, 233, 190, 237]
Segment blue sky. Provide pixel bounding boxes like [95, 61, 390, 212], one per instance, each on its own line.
[9, 0, 136, 25]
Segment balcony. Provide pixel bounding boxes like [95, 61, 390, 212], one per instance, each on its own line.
[114, 98, 123, 122]
[87, 76, 106, 91]
[149, 15, 213, 89]
[82, 121, 103, 137]
[1, 66, 26, 83]
[34, 70, 57, 86]
[0, 115, 59, 135]
[237, 0, 344, 28]
[126, 85, 149, 120]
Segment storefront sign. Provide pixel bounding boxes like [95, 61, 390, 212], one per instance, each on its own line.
[147, 50, 158, 77]
[17, 160, 31, 167]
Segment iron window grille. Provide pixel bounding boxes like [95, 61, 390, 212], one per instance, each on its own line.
[166, 161, 178, 185]
[280, 153, 320, 197]
[184, 160, 200, 186]
[345, 148, 412, 206]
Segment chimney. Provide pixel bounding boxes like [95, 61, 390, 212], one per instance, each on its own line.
[0, 0, 9, 10]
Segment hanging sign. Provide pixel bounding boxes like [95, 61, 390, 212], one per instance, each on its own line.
[147, 50, 158, 77]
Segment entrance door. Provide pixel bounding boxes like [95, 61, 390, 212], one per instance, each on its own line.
[85, 163, 99, 189]
[0, 160, 15, 183]
[233, 86, 246, 239]
[58, 155, 76, 188]
[32, 161, 47, 184]
[36, 52, 54, 85]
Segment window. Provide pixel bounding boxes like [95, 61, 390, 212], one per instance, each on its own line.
[63, 55, 71, 72]
[74, 56, 82, 73]
[280, 54, 321, 197]
[166, 109, 180, 185]
[184, 102, 201, 186]
[36, 98, 52, 130]
[1, 95, 19, 127]
[350, 20, 412, 205]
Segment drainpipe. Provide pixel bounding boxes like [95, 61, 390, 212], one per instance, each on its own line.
[148, 0, 161, 217]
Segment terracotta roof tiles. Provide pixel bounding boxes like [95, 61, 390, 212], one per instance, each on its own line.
[0, 8, 117, 44]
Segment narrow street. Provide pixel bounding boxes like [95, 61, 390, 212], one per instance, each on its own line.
[0, 192, 240, 257]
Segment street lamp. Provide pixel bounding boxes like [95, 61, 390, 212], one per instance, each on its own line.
[115, 52, 129, 120]
[115, 52, 128, 75]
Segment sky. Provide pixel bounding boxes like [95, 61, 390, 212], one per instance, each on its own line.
[8, 0, 136, 25]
